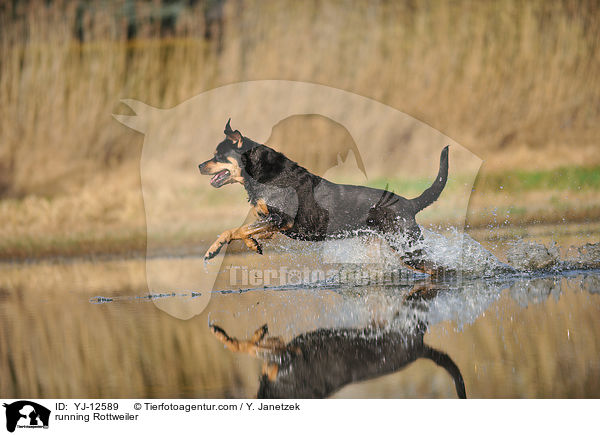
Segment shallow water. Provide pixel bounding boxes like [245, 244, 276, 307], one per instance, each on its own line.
[1, 225, 600, 398]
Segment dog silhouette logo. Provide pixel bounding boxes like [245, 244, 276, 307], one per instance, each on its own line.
[114, 80, 482, 319]
[3, 401, 50, 432]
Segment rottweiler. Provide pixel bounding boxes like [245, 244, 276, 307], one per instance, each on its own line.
[209, 320, 466, 399]
[199, 120, 449, 274]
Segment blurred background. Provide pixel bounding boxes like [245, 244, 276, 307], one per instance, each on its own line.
[0, 0, 599, 260]
[2, 0, 600, 400]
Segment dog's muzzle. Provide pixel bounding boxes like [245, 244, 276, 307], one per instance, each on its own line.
[199, 162, 231, 188]
[198, 162, 210, 174]
[208, 169, 230, 188]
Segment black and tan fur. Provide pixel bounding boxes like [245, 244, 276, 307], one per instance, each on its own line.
[199, 120, 449, 274]
[209, 313, 466, 399]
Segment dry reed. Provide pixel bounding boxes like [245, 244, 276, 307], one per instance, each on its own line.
[1, 0, 599, 197]
[1, 0, 599, 259]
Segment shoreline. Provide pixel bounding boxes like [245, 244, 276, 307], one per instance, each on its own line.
[3, 219, 599, 266]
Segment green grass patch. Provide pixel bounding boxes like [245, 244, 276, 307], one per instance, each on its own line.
[327, 166, 600, 194]
[364, 176, 464, 197]
[479, 166, 600, 192]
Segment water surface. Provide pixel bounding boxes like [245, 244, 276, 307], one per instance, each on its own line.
[1, 225, 600, 398]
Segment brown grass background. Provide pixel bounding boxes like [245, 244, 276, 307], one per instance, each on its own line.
[1, 0, 599, 258]
[2, 1, 600, 400]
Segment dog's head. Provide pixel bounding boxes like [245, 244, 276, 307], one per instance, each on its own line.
[198, 119, 249, 188]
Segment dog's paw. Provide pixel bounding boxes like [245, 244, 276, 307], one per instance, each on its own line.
[243, 237, 263, 255]
[204, 232, 232, 260]
[252, 324, 269, 343]
[204, 242, 225, 260]
[255, 240, 263, 255]
[209, 324, 224, 334]
[209, 324, 229, 340]
[203, 250, 218, 261]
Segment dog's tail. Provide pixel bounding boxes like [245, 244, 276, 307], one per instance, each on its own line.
[422, 345, 466, 399]
[410, 145, 449, 213]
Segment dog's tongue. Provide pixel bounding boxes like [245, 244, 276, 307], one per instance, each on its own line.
[210, 169, 230, 187]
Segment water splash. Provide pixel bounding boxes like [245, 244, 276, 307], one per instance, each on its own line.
[265, 226, 600, 278]
[420, 228, 513, 276]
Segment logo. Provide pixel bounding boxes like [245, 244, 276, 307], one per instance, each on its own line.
[114, 80, 481, 320]
[3, 401, 50, 433]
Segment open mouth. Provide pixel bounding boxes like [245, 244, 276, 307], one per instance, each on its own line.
[210, 169, 231, 188]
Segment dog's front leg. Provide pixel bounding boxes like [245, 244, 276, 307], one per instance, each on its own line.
[234, 220, 280, 255]
[203, 224, 262, 261]
[210, 323, 285, 356]
[210, 324, 262, 355]
[204, 229, 235, 260]
[204, 219, 287, 260]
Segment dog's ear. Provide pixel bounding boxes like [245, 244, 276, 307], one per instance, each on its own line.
[224, 118, 243, 148]
[224, 118, 234, 135]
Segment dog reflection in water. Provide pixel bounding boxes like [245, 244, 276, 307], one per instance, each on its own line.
[210, 292, 466, 399]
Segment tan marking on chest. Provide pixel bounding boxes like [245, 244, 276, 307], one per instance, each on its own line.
[253, 199, 269, 218]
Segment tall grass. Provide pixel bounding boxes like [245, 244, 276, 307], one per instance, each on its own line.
[1, 0, 599, 198]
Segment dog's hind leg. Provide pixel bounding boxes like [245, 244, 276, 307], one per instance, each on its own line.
[383, 225, 440, 276]
[403, 280, 441, 301]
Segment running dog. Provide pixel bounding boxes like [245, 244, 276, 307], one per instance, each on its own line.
[209, 319, 466, 399]
[198, 120, 449, 274]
